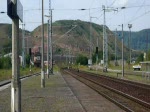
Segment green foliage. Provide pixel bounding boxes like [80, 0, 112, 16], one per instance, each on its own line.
[109, 53, 115, 61]
[147, 50, 150, 61]
[76, 54, 88, 65]
[26, 54, 31, 66]
[92, 50, 103, 63]
[55, 47, 63, 54]
[2, 40, 12, 54]
[0, 56, 11, 69]
[136, 53, 144, 63]
[116, 29, 150, 51]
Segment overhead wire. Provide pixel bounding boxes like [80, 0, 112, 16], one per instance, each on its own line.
[128, 0, 146, 24]
[109, 0, 117, 7]
[89, 0, 96, 9]
[126, 9, 150, 25]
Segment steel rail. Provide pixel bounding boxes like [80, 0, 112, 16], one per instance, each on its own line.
[62, 69, 150, 112]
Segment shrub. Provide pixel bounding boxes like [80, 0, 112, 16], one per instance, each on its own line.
[0, 56, 12, 69]
[76, 54, 88, 65]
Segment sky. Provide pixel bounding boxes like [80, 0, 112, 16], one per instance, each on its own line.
[0, 0, 150, 31]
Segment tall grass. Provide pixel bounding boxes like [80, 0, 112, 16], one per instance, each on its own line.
[0, 67, 40, 81]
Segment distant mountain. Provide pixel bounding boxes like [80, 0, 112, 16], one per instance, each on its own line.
[116, 29, 150, 52]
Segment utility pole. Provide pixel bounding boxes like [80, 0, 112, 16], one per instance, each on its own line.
[22, 23, 25, 68]
[47, 19, 50, 78]
[96, 37, 98, 72]
[50, 9, 53, 74]
[115, 28, 117, 66]
[121, 24, 124, 77]
[146, 31, 148, 61]
[45, 0, 52, 76]
[41, 0, 45, 88]
[89, 17, 92, 66]
[102, 5, 108, 72]
[102, 5, 118, 72]
[89, 16, 97, 66]
[128, 24, 132, 66]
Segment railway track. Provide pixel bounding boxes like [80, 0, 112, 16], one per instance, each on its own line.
[62, 69, 150, 112]
[0, 72, 40, 87]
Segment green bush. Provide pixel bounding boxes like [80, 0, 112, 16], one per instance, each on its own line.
[76, 54, 88, 65]
[92, 50, 103, 63]
[0, 56, 12, 69]
[26, 54, 31, 66]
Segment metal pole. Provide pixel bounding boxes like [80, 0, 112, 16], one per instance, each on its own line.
[22, 24, 25, 68]
[90, 17, 92, 62]
[103, 5, 105, 71]
[96, 37, 98, 72]
[24, 24, 26, 67]
[103, 5, 108, 72]
[50, 9, 53, 74]
[129, 28, 131, 64]
[11, 0, 21, 111]
[41, 0, 45, 88]
[122, 24, 124, 77]
[47, 20, 50, 78]
[115, 28, 117, 66]
[128, 24, 132, 66]
[146, 32, 148, 61]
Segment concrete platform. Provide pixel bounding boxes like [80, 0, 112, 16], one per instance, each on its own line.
[0, 72, 125, 112]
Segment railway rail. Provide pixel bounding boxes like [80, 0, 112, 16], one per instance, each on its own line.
[62, 69, 150, 112]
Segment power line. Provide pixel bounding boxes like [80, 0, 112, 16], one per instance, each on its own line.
[109, 0, 117, 7]
[126, 9, 150, 25]
[128, 0, 146, 24]
[89, 0, 96, 9]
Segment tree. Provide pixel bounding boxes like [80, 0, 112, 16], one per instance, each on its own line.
[92, 50, 103, 64]
[2, 40, 12, 54]
[0, 56, 11, 69]
[136, 53, 144, 63]
[76, 54, 88, 65]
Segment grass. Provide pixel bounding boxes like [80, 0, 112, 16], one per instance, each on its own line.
[0, 67, 41, 81]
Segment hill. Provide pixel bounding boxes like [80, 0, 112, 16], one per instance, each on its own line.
[0, 23, 31, 55]
[32, 20, 127, 60]
[116, 29, 150, 52]
[0, 24, 12, 52]
[0, 20, 142, 61]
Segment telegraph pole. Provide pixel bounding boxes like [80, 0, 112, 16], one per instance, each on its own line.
[121, 24, 124, 77]
[102, 5, 108, 72]
[128, 24, 132, 66]
[115, 28, 117, 66]
[50, 9, 53, 74]
[22, 24, 25, 68]
[96, 37, 98, 72]
[41, 0, 45, 88]
[146, 31, 148, 61]
[47, 19, 50, 78]
[102, 6, 118, 71]
[90, 17, 92, 64]
[89, 16, 97, 67]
